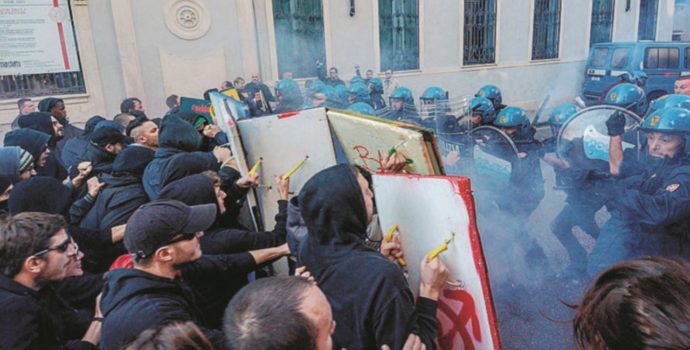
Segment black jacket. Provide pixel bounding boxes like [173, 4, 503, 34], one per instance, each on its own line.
[0, 275, 97, 350]
[298, 164, 439, 349]
[158, 174, 289, 327]
[100, 268, 225, 350]
[142, 114, 217, 200]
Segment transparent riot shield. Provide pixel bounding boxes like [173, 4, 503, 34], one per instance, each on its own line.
[557, 105, 643, 171]
[469, 126, 519, 185]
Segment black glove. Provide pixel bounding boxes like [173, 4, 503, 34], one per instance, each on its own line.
[606, 112, 626, 136]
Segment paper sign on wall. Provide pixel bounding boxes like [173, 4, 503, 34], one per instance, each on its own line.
[373, 174, 501, 350]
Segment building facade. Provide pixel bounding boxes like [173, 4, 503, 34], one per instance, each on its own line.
[0, 0, 677, 127]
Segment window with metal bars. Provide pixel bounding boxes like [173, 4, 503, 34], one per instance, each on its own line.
[272, 0, 327, 79]
[531, 0, 561, 60]
[590, 0, 615, 46]
[0, 2, 85, 101]
[379, 0, 419, 71]
[463, 0, 497, 65]
[638, 0, 658, 41]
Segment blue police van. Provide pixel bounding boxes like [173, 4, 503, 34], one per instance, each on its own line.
[582, 41, 690, 105]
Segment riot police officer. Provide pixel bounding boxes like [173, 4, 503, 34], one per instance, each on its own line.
[467, 96, 496, 129]
[368, 77, 386, 110]
[381, 87, 418, 122]
[274, 79, 304, 113]
[542, 104, 604, 277]
[588, 107, 690, 276]
[491, 107, 547, 266]
[605, 83, 649, 177]
[418, 86, 449, 129]
[348, 82, 373, 106]
[347, 102, 376, 116]
[476, 85, 506, 113]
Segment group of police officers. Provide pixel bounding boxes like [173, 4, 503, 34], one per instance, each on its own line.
[267, 71, 690, 281]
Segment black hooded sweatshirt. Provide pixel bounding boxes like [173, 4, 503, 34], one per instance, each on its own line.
[142, 114, 217, 200]
[61, 116, 105, 171]
[8, 176, 114, 272]
[3, 127, 51, 166]
[100, 268, 225, 350]
[298, 164, 439, 349]
[17, 112, 68, 180]
[158, 173, 288, 327]
[38, 98, 83, 155]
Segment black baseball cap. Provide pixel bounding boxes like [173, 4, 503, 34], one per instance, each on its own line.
[124, 200, 216, 261]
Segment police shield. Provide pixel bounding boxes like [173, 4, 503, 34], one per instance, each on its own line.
[434, 116, 475, 176]
[469, 126, 519, 184]
[557, 105, 643, 171]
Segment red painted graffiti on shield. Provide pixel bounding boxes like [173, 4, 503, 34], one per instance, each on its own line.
[437, 286, 482, 350]
[353, 145, 386, 173]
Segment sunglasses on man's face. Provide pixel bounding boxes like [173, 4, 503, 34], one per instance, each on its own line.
[166, 232, 199, 245]
[33, 236, 78, 257]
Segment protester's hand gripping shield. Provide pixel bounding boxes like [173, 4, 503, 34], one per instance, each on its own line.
[557, 105, 643, 171]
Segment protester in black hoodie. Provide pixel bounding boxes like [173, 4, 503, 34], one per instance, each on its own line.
[8, 176, 122, 272]
[39, 97, 83, 155]
[17, 111, 68, 180]
[298, 164, 449, 349]
[3, 127, 51, 171]
[61, 116, 105, 171]
[142, 113, 231, 200]
[158, 173, 290, 327]
[80, 146, 153, 232]
[100, 200, 226, 350]
[71, 125, 126, 180]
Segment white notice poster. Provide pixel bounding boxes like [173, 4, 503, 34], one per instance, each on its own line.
[0, 0, 81, 75]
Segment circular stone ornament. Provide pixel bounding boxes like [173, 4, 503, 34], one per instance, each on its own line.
[165, 0, 211, 40]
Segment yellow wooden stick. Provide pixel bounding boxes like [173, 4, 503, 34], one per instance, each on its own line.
[282, 157, 308, 179]
[384, 224, 398, 242]
[248, 158, 262, 177]
[427, 232, 456, 262]
[384, 224, 406, 267]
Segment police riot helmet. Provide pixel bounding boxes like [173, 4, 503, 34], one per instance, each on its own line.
[640, 107, 690, 134]
[420, 86, 448, 104]
[470, 96, 496, 124]
[390, 87, 414, 105]
[276, 79, 302, 102]
[334, 84, 349, 105]
[368, 77, 384, 94]
[349, 82, 370, 102]
[494, 106, 529, 128]
[605, 83, 646, 115]
[648, 94, 690, 117]
[547, 103, 579, 126]
[350, 75, 364, 85]
[347, 102, 376, 116]
[475, 85, 502, 108]
[309, 80, 326, 94]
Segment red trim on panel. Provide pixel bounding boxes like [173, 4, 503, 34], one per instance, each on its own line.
[54, 0, 70, 70]
[277, 111, 300, 119]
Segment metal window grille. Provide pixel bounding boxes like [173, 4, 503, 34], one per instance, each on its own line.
[0, 2, 85, 101]
[379, 0, 420, 71]
[272, 0, 327, 79]
[463, 0, 497, 65]
[589, 0, 615, 46]
[532, 0, 561, 60]
[638, 0, 658, 41]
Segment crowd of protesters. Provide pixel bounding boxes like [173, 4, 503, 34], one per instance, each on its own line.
[0, 67, 689, 349]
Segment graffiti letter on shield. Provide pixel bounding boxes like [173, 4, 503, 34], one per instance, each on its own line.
[437, 288, 482, 350]
[353, 145, 384, 173]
